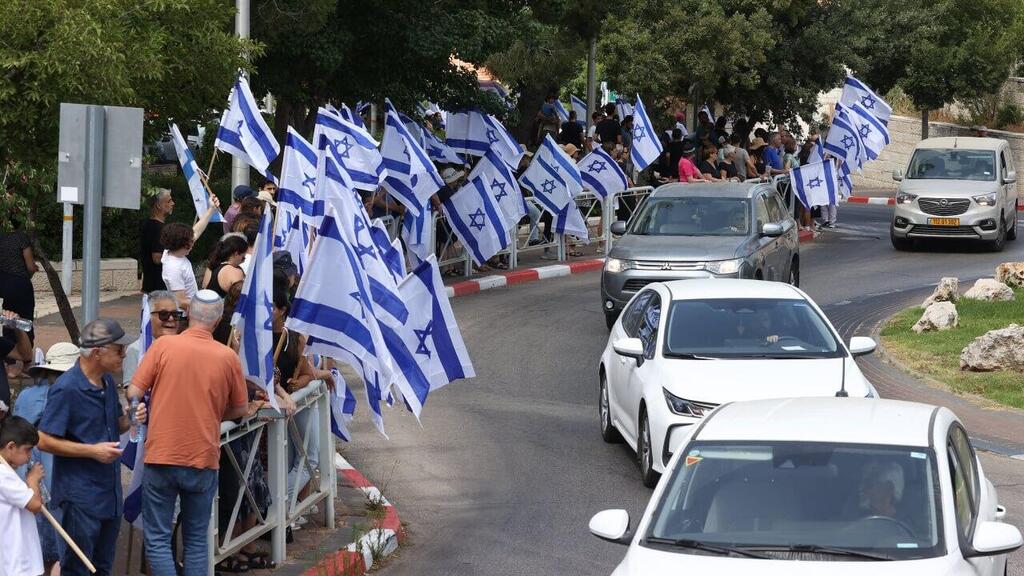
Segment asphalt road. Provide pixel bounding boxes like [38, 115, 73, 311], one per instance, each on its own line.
[343, 203, 1024, 575]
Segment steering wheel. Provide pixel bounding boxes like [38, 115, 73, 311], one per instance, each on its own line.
[858, 515, 916, 538]
[761, 335, 801, 347]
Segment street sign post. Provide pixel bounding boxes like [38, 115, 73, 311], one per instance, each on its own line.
[57, 103, 143, 323]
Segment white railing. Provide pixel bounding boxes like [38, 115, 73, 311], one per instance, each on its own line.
[208, 380, 336, 573]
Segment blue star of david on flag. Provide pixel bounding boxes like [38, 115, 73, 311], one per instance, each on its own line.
[350, 291, 365, 319]
[490, 178, 508, 202]
[332, 137, 354, 159]
[858, 125, 871, 139]
[301, 172, 316, 193]
[413, 320, 434, 358]
[486, 129, 499, 145]
[861, 94, 876, 109]
[468, 208, 487, 231]
[633, 126, 645, 143]
[808, 177, 822, 189]
[588, 160, 607, 174]
[541, 179, 556, 194]
[841, 135, 856, 150]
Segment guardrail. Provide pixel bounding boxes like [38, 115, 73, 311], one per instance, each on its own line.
[208, 380, 336, 573]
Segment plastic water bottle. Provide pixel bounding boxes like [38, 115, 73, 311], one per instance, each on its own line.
[27, 460, 50, 504]
[0, 316, 33, 332]
[129, 398, 144, 443]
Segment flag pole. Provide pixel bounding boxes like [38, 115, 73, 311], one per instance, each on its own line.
[0, 455, 97, 574]
[206, 148, 219, 184]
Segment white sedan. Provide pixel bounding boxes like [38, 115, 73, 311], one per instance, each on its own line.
[590, 397, 1023, 575]
[599, 279, 879, 486]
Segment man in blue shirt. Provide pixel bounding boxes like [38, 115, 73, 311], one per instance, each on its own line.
[38, 319, 147, 575]
[763, 132, 786, 176]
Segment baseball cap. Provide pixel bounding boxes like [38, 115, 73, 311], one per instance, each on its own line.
[28, 342, 80, 375]
[80, 319, 133, 348]
[233, 185, 256, 201]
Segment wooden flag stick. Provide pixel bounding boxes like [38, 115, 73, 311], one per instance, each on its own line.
[206, 148, 219, 183]
[0, 454, 96, 574]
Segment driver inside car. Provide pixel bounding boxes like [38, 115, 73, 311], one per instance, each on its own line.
[859, 461, 904, 517]
[734, 309, 780, 344]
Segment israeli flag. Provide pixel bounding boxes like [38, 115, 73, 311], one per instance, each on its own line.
[824, 106, 867, 173]
[397, 255, 475, 391]
[402, 207, 432, 263]
[616, 100, 634, 121]
[231, 212, 278, 410]
[122, 295, 153, 526]
[519, 135, 589, 239]
[381, 99, 445, 215]
[846, 101, 890, 161]
[481, 113, 525, 168]
[792, 159, 840, 209]
[838, 159, 854, 198]
[629, 95, 663, 171]
[339, 103, 366, 129]
[699, 103, 716, 123]
[362, 366, 388, 437]
[578, 147, 628, 198]
[442, 176, 511, 265]
[281, 213, 309, 276]
[287, 208, 393, 389]
[541, 134, 583, 197]
[467, 149, 527, 226]
[328, 366, 357, 442]
[170, 124, 223, 223]
[311, 146, 357, 229]
[314, 106, 385, 191]
[214, 76, 280, 174]
[422, 129, 465, 166]
[840, 76, 891, 126]
[571, 95, 588, 125]
[554, 99, 570, 123]
[807, 139, 826, 165]
[370, 219, 406, 283]
[446, 110, 489, 156]
[275, 128, 316, 248]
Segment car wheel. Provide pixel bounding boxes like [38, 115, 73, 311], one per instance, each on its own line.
[638, 409, 660, 488]
[599, 373, 622, 443]
[988, 214, 1007, 252]
[788, 258, 800, 287]
[890, 227, 913, 251]
[1007, 211, 1018, 241]
[604, 310, 619, 331]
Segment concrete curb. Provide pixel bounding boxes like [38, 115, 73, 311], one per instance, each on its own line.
[443, 231, 818, 298]
[303, 454, 403, 576]
[845, 195, 1024, 211]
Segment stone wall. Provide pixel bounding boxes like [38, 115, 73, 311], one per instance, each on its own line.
[30, 258, 139, 294]
[850, 114, 1024, 195]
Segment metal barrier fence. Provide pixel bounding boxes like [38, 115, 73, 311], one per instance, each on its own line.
[399, 186, 655, 279]
[208, 380, 336, 573]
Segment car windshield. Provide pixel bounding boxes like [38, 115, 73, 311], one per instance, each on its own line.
[628, 197, 750, 236]
[663, 298, 841, 359]
[906, 149, 995, 181]
[645, 441, 944, 560]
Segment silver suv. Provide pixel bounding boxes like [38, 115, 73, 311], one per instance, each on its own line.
[891, 137, 1018, 251]
[600, 182, 800, 329]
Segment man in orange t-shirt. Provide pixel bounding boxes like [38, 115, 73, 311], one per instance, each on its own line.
[128, 290, 248, 575]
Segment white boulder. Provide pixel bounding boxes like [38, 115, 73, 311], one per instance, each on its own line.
[912, 301, 959, 334]
[959, 324, 1024, 371]
[995, 262, 1024, 289]
[962, 278, 1015, 302]
[921, 277, 959, 308]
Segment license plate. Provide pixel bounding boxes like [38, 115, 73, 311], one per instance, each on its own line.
[928, 218, 960, 226]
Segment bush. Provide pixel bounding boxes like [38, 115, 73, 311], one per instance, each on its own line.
[995, 103, 1024, 129]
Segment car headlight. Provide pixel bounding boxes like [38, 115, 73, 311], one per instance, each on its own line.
[605, 258, 635, 273]
[972, 193, 998, 206]
[705, 258, 744, 275]
[896, 191, 918, 205]
[663, 388, 708, 418]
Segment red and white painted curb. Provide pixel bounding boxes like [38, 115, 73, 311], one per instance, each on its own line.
[845, 196, 1024, 211]
[304, 454, 403, 576]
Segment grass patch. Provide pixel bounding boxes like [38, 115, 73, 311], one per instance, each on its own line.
[880, 293, 1024, 410]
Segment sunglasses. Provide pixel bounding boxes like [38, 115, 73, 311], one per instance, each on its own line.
[152, 310, 186, 322]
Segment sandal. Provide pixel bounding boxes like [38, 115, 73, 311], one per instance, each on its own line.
[215, 556, 249, 573]
[239, 553, 276, 570]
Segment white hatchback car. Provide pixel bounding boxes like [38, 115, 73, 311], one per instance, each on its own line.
[590, 398, 1022, 575]
[599, 279, 879, 487]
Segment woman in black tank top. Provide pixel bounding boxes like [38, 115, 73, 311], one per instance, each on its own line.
[202, 234, 247, 295]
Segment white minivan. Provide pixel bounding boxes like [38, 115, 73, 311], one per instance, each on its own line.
[890, 137, 1018, 251]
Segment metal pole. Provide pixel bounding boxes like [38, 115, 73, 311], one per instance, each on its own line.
[232, 0, 251, 191]
[370, 103, 379, 138]
[268, 417, 287, 564]
[316, 383, 336, 530]
[61, 202, 73, 295]
[586, 36, 598, 134]
[81, 105, 105, 323]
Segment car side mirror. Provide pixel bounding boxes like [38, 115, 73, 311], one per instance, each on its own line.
[610, 221, 628, 236]
[760, 222, 784, 237]
[1004, 170, 1017, 184]
[892, 168, 903, 182]
[848, 336, 877, 357]
[613, 337, 645, 366]
[965, 521, 1023, 558]
[589, 509, 632, 545]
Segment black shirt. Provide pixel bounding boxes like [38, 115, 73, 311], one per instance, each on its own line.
[595, 118, 621, 145]
[559, 122, 583, 147]
[666, 141, 687, 178]
[0, 230, 31, 278]
[697, 159, 718, 178]
[719, 160, 738, 180]
[0, 328, 14, 406]
[140, 219, 166, 292]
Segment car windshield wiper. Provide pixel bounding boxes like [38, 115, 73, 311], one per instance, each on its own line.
[664, 352, 717, 360]
[742, 354, 823, 359]
[742, 544, 893, 561]
[645, 537, 769, 559]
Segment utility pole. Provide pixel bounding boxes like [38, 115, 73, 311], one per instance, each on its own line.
[586, 37, 598, 134]
[232, 0, 251, 190]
